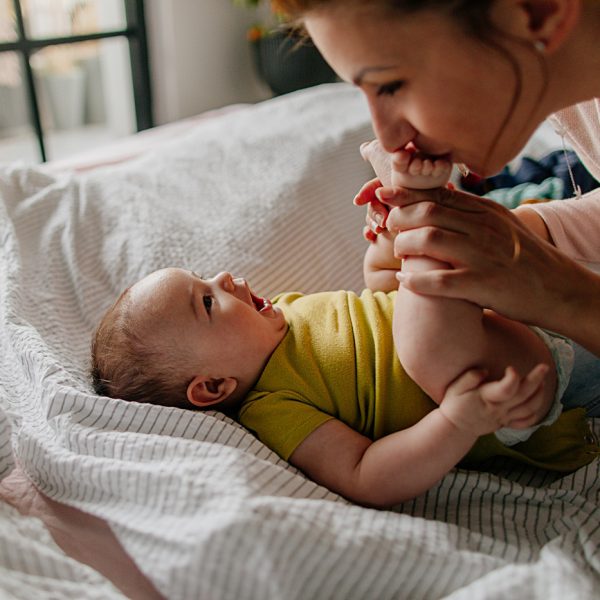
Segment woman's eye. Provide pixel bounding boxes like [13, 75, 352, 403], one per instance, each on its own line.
[376, 81, 404, 97]
[203, 295, 213, 315]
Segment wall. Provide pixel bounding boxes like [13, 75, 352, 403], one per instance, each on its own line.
[145, 0, 271, 125]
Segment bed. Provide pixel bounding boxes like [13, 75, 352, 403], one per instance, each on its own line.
[1, 83, 599, 600]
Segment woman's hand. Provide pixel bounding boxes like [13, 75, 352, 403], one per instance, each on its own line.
[373, 185, 600, 351]
[353, 176, 389, 242]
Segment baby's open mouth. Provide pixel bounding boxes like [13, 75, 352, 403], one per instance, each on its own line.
[251, 292, 271, 312]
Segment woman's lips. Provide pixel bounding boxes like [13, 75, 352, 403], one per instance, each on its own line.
[400, 141, 451, 161]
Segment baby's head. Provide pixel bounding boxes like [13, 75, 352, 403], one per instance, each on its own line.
[91, 268, 287, 411]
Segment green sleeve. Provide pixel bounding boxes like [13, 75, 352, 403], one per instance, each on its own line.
[238, 392, 334, 461]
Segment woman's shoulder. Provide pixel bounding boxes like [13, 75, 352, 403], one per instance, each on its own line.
[549, 99, 600, 180]
[527, 189, 600, 269]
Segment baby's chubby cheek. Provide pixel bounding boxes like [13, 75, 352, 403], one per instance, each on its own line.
[360, 140, 393, 187]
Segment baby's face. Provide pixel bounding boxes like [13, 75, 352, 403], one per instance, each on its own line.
[129, 268, 288, 382]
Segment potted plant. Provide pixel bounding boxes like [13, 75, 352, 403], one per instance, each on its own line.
[233, 0, 337, 96]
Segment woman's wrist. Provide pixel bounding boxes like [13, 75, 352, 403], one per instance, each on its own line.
[513, 205, 553, 243]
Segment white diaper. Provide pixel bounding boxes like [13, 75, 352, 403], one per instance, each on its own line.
[495, 327, 574, 446]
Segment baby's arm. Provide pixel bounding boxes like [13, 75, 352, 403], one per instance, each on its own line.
[290, 364, 548, 508]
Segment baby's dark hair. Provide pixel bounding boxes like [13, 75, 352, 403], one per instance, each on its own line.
[91, 286, 194, 409]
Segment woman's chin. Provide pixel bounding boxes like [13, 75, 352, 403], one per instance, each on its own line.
[462, 160, 505, 179]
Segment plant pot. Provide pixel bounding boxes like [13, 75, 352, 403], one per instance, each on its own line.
[252, 30, 337, 96]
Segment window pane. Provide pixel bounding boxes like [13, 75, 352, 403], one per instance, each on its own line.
[0, 0, 17, 43]
[31, 38, 135, 162]
[0, 52, 37, 162]
[22, 0, 126, 39]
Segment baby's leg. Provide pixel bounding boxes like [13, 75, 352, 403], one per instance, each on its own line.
[358, 140, 557, 421]
[391, 153, 557, 422]
[394, 260, 557, 410]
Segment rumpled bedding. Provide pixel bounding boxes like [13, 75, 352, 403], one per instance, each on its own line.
[1, 83, 599, 600]
[461, 149, 599, 208]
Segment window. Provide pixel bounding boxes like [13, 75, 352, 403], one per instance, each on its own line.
[0, 0, 152, 163]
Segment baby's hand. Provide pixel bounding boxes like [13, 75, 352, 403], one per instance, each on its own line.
[439, 364, 550, 437]
[390, 145, 452, 190]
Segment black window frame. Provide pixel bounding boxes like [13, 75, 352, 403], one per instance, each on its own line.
[0, 0, 153, 162]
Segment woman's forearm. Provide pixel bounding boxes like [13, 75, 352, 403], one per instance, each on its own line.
[556, 263, 600, 356]
[514, 205, 600, 355]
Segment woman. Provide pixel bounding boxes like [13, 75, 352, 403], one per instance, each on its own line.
[273, 0, 600, 412]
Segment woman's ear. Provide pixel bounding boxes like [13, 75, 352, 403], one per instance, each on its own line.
[491, 0, 580, 53]
[186, 375, 238, 408]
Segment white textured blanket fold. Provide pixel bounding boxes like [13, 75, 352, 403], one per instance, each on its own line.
[1, 84, 599, 600]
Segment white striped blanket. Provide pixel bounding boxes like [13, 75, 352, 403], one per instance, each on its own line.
[0, 84, 599, 599]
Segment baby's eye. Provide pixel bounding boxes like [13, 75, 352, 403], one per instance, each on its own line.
[203, 295, 213, 315]
[376, 80, 404, 97]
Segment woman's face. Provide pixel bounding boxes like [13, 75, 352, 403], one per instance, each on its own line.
[304, 7, 547, 177]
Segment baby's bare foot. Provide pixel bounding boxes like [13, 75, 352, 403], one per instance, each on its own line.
[391, 147, 452, 190]
[360, 140, 394, 187]
[360, 139, 452, 190]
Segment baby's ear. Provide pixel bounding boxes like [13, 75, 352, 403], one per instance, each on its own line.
[186, 376, 238, 408]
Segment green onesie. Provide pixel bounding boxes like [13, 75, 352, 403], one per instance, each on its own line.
[237, 290, 598, 471]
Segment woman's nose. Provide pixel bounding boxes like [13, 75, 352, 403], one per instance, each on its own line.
[369, 102, 416, 154]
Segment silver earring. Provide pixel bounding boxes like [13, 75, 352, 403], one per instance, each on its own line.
[457, 163, 470, 177]
[533, 40, 547, 54]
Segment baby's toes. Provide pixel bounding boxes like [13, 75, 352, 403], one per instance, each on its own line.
[392, 150, 411, 173]
[432, 160, 453, 178]
[408, 156, 424, 176]
[421, 159, 433, 176]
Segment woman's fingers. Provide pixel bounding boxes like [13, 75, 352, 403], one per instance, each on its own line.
[353, 177, 383, 206]
[363, 225, 378, 243]
[392, 225, 475, 265]
[396, 267, 509, 305]
[367, 198, 389, 230]
[375, 185, 488, 212]
[355, 178, 389, 232]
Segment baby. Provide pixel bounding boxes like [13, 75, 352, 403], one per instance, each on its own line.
[91, 149, 596, 509]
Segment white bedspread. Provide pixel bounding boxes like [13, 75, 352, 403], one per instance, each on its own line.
[1, 83, 599, 599]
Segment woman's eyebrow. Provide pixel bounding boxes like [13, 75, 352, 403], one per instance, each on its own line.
[353, 65, 398, 86]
